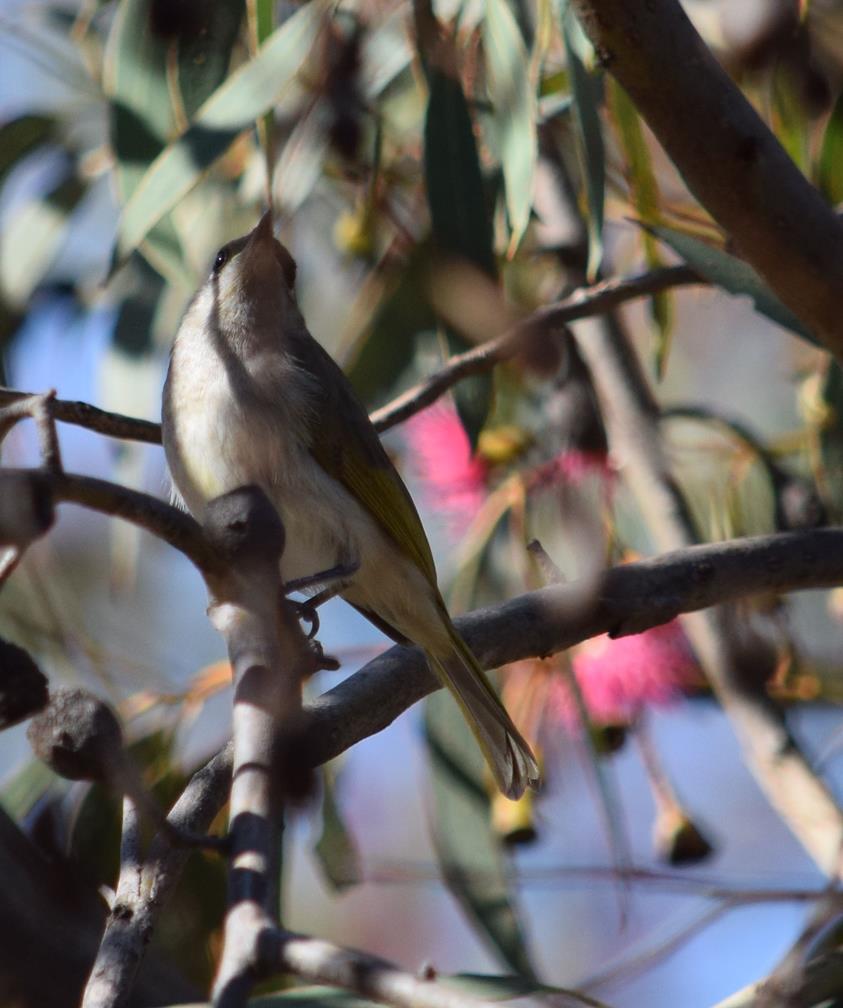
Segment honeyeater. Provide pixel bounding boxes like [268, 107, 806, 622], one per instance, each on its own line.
[161, 211, 539, 798]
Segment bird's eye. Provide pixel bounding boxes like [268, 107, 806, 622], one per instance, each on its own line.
[213, 247, 229, 274]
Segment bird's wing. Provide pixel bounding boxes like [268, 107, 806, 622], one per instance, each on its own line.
[292, 329, 439, 588]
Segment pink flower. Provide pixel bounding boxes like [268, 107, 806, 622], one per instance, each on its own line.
[528, 449, 615, 493]
[549, 619, 700, 727]
[405, 402, 488, 534]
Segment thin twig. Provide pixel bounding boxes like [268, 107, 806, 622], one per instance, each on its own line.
[0, 267, 702, 453]
[371, 265, 701, 432]
[261, 930, 501, 1008]
[0, 387, 161, 444]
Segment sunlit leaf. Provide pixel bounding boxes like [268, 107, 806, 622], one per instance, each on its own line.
[313, 764, 362, 892]
[103, 0, 176, 144]
[820, 89, 843, 206]
[561, 4, 604, 280]
[424, 690, 535, 978]
[483, 0, 538, 251]
[606, 80, 672, 376]
[647, 224, 817, 345]
[275, 107, 331, 214]
[115, 1, 324, 262]
[0, 175, 85, 307]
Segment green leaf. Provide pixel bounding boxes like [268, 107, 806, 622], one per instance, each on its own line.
[606, 80, 673, 376]
[178, 0, 247, 118]
[346, 246, 437, 408]
[647, 224, 817, 346]
[103, 0, 177, 146]
[424, 70, 497, 279]
[423, 68, 496, 443]
[820, 89, 843, 205]
[562, 4, 604, 281]
[0, 115, 55, 191]
[483, 0, 538, 251]
[0, 174, 86, 307]
[313, 765, 362, 892]
[817, 361, 843, 521]
[424, 690, 535, 978]
[115, 1, 324, 262]
[1, 759, 59, 822]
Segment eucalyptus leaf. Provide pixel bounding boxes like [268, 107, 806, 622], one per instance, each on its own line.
[103, 0, 177, 147]
[817, 361, 843, 521]
[314, 765, 362, 892]
[647, 223, 816, 345]
[561, 4, 604, 280]
[424, 689, 535, 978]
[820, 88, 843, 206]
[0, 115, 55, 191]
[607, 80, 672, 376]
[178, 0, 247, 118]
[423, 67, 496, 443]
[483, 0, 537, 250]
[115, 1, 324, 262]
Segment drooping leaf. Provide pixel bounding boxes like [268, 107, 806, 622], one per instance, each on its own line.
[0, 174, 86, 307]
[817, 361, 843, 521]
[179, 0, 247, 118]
[346, 246, 437, 408]
[247, 0, 277, 184]
[313, 764, 362, 892]
[114, 1, 324, 262]
[647, 224, 817, 346]
[0, 115, 56, 191]
[424, 689, 535, 978]
[483, 0, 538, 251]
[1, 759, 59, 822]
[820, 88, 843, 206]
[606, 79, 673, 376]
[424, 70, 497, 279]
[423, 67, 496, 444]
[561, 4, 604, 281]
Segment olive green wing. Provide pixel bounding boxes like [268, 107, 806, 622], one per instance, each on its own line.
[292, 329, 438, 588]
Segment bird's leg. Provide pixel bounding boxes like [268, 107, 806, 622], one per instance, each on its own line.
[283, 560, 360, 640]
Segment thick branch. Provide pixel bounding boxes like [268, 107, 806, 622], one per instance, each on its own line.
[573, 310, 843, 878]
[371, 265, 700, 432]
[77, 527, 843, 1006]
[306, 529, 843, 767]
[568, 0, 843, 358]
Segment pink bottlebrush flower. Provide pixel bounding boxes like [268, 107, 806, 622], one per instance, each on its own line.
[405, 402, 489, 534]
[549, 619, 701, 727]
[528, 449, 615, 493]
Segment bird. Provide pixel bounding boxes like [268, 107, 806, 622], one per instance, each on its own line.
[161, 210, 540, 799]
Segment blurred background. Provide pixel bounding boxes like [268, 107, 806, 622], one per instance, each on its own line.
[3, 0, 843, 1005]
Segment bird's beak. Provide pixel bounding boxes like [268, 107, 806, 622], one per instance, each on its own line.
[247, 209, 275, 251]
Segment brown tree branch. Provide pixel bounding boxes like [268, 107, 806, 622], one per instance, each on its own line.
[74, 525, 843, 1007]
[568, 0, 843, 359]
[572, 308, 843, 879]
[370, 265, 700, 432]
[260, 931, 504, 1008]
[0, 387, 161, 444]
[0, 266, 702, 452]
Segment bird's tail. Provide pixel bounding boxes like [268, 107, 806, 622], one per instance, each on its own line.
[427, 619, 540, 800]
